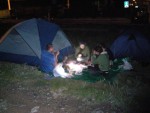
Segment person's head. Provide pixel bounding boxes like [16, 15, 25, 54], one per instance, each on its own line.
[98, 43, 106, 51]
[79, 42, 86, 49]
[93, 45, 103, 55]
[46, 43, 54, 52]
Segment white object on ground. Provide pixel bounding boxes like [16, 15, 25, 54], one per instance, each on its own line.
[66, 61, 87, 75]
[53, 63, 70, 78]
[53, 61, 87, 78]
[119, 59, 133, 70]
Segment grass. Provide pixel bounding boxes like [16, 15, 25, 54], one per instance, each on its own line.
[1, 61, 150, 113]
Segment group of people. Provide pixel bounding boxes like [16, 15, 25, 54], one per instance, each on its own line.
[75, 42, 113, 75]
[40, 41, 113, 78]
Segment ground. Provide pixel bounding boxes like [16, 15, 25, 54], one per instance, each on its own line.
[0, 61, 150, 113]
[0, 83, 122, 113]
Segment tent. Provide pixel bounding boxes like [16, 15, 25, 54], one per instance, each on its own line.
[110, 29, 150, 62]
[0, 18, 74, 66]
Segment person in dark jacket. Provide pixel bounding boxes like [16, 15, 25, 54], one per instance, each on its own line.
[88, 45, 110, 75]
[75, 42, 90, 63]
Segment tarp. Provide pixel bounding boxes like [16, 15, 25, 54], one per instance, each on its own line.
[72, 69, 121, 83]
[71, 58, 132, 83]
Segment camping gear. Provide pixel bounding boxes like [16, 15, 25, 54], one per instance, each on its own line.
[53, 61, 87, 78]
[53, 63, 71, 78]
[118, 58, 133, 70]
[0, 18, 74, 66]
[110, 29, 150, 63]
[72, 58, 125, 83]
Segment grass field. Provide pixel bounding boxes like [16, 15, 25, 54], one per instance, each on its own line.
[0, 20, 150, 113]
[0, 61, 150, 113]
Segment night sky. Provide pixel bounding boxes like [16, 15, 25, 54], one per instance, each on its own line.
[0, 0, 147, 20]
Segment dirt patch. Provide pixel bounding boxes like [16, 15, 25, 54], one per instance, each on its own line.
[0, 83, 123, 113]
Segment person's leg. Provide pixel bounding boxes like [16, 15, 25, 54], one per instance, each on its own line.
[88, 65, 101, 75]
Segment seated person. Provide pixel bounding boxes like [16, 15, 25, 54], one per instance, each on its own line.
[97, 43, 114, 66]
[75, 41, 90, 63]
[40, 43, 59, 76]
[88, 45, 110, 75]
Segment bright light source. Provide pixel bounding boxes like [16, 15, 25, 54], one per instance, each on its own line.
[124, 1, 129, 8]
[66, 61, 87, 75]
[135, 5, 138, 8]
[77, 57, 83, 62]
[53, 61, 87, 78]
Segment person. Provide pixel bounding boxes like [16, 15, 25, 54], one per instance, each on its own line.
[98, 43, 114, 66]
[75, 41, 90, 63]
[88, 45, 110, 75]
[40, 43, 59, 77]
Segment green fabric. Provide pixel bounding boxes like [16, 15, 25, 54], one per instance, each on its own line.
[91, 53, 110, 71]
[75, 46, 90, 60]
[72, 58, 124, 83]
[72, 70, 105, 82]
[72, 68, 121, 83]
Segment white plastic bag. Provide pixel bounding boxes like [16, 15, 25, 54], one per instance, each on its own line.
[122, 58, 133, 70]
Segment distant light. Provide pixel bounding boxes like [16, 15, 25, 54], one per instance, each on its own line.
[124, 1, 129, 8]
[130, 3, 133, 6]
[7, 0, 11, 10]
[135, 5, 138, 8]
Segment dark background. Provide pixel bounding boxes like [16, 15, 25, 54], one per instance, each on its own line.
[0, 0, 149, 24]
[9, 0, 128, 18]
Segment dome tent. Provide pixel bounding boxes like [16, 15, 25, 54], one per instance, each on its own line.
[110, 29, 150, 63]
[0, 18, 74, 66]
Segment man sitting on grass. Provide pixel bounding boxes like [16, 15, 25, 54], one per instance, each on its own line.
[75, 41, 90, 64]
[40, 43, 59, 78]
[88, 45, 110, 75]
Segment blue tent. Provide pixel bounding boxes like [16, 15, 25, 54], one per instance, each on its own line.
[0, 18, 74, 66]
[110, 29, 150, 62]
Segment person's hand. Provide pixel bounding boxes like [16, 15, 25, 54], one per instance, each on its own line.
[93, 50, 96, 54]
[64, 56, 68, 60]
[55, 51, 60, 56]
[78, 54, 82, 57]
[63, 56, 68, 63]
[87, 60, 92, 66]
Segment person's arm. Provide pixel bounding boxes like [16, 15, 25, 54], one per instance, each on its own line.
[91, 55, 97, 64]
[91, 52, 100, 65]
[54, 51, 59, 66]
[75, 47, 81, 58]
[86, 47, 90, 60]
